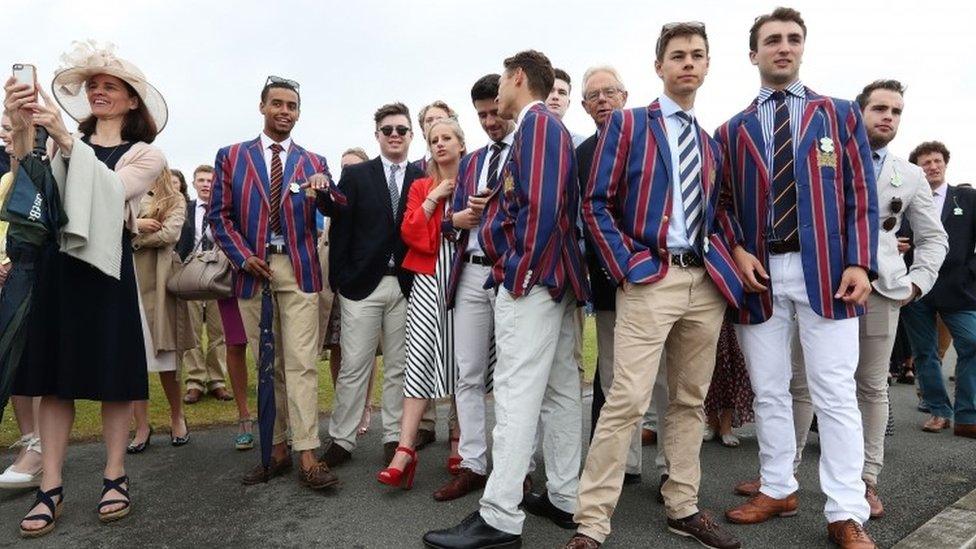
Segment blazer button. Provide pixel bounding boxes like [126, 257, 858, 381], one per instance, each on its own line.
[662, 215, 669, 223]
[658, 248, 668, 256]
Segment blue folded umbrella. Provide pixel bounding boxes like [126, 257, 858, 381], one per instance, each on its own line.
[257, 283, 277, 468]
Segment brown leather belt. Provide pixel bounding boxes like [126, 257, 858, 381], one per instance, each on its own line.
[266, 244, 287, 255]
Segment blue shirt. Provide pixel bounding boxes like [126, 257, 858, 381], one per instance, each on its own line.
[872, 146, 888, 182]
[757, 80, 807, 169]
[659, 94, 698, 252]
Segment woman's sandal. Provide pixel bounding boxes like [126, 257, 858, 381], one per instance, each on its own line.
[98, 475, 131, 523]
[235, 418, 255, 451]
[19, 486, 64, 538]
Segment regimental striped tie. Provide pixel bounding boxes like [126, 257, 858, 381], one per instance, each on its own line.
[388, 163, 401, 267]
[675, 111, 702, 249]
[486, 141, 505, 190]
[771, 91, 797, 242]
[268, 143, 284, 234]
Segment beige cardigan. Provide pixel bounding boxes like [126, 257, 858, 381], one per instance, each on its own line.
[51, 139, 165, 279]
[133, 193, 196, 353]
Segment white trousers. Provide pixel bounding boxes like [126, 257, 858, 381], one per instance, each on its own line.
[453, 264, 496, 475]
[480, 286, 581, 535]
[735, 252, 869, 524]
[329, 276, 407, 450]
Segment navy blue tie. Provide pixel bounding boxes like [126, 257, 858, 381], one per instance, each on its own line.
[771, 91, 797, 242]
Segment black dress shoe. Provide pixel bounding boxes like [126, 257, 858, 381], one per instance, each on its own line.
[416, 429, 437, 451]
[623, 473, 642, 486]
[522, 490, 577, 530]
[321, 440, 352, 468]
[423, 511, 521, 549]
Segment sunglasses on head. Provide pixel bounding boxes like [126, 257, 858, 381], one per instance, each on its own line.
[882, 197, 903, 231]
[265, 75, 300, 90]
[379, 125, 410, 137]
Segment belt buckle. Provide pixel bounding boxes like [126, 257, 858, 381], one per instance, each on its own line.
[675, 253, 688, 268]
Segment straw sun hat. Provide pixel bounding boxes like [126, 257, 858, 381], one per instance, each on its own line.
[51, 40, 168, 133]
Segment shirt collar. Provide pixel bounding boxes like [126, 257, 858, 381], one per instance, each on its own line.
[873, 146, 888, 163]
[758, 80, 806, 106]
[515, 100, 544, 129]
[932, 182, 948, 197]
[260, 132, 292, 153]
[658, 94, 696, 122]
[498, 130, 515, 147]
[380, 155, 407, 173]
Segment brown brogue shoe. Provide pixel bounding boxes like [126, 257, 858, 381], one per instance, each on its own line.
[865, 484, 884, 519]
[433, 468, 487, 502]
[563, 533, 601, 548]
[299, 462, 340, 490]
[733, 477, 761, 497]
[725, 492, 798, 524]
[827, 519, 877, 548]
[241, 455, 293, 485]
[954, 423, 976, 439]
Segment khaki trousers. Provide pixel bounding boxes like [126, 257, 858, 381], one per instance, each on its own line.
[791, 291, 900, 486]
[239, 254, 321, 451]
[183, 300, 227, 392]
[576, 266, 725, 543]
[594, 310, 643, 475]
[329, 276, 407, 450]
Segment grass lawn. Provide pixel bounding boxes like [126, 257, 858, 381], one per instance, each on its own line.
[0, 316, 598, 447]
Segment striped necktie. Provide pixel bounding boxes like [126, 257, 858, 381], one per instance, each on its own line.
[770, 91, 797, 242]
[486, 141, 505, 190]
[675, 111, 702, 248]
[388, 163, 401, 214]
[268, 143, 284, 234]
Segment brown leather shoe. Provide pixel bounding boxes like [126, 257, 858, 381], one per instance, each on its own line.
[954, 423, 976, 439]
[523, 474, 533, 496]
[563, 533, 601, 548]
[865, 484, 885, 519]
[921, 415, 951, 432]
[725, 492, 798, 524]
[667, 510, 741, 549]
[433, 467, 487, 501]
[210, 387, 233, 401]
[733, 477, 761, 497]
[299, 462, 340, 490]
[415, 429, 437, 451]
[320, 440, 352, 468]
[641, 428, 657, 446]
[241, 455, 293, 485]
[827, 519, 877, 548]
[183, 388, 203, 404]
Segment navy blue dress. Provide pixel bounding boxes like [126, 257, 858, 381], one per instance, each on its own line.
[14, 141, 149, 401]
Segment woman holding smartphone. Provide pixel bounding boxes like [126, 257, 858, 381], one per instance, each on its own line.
[3, 42, 166, 537]
[377, 119, 465, 490]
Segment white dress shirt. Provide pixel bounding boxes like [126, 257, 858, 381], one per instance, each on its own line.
[932, 182, 948, 217]
[380, 155, 409, 200]
[658, 93, 698, 252]
[194, 200, 212, 247]
[468, 131, 516, 256]
[260, 132, 292, 246]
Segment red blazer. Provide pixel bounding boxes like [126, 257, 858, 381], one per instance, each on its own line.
[401, 177, 446, 275]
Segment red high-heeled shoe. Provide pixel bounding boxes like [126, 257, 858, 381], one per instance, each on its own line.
[447, 436, 462, 475]
[377, 446, 418, 490]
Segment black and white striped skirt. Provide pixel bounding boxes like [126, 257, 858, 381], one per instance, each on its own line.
[404, 237, 457, 399]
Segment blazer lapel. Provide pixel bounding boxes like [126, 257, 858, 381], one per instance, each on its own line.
[399, 163, 422, 222]
[648, 104, 673, 185]
[877, 154, 895, 191]
[740, 106, 770, 195]
[282, 143, 304, 191]
[371, 158, 395, 221]
[472, 147, 488, 194]
[246, 137, 270, 206]
[942, 185, 954, 223]
[796, 96, 828, 170]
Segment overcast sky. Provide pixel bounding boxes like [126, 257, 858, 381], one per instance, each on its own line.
[6, 1, 974, 192]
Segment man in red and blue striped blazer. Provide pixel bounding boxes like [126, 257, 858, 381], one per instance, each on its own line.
[432, 74, 515, 503]
[424, 50, 588, 549]
[209, 78, 344, 491]
[569, 24, 743, 549]
[718, 9, 879, 549]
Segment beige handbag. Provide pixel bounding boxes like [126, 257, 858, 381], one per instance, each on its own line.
[166, 243, 234, 301]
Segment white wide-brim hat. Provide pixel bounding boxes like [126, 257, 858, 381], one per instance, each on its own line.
[51, 40, 168, 134]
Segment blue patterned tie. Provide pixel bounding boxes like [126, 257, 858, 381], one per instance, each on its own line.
[675, 111, 702, 248]
[771, 91, 797, 241]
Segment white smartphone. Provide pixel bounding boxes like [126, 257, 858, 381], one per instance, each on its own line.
[11, 63, 37, 96]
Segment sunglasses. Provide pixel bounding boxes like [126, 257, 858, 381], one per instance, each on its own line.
[882, 197, 903, 232]
[379, 125, 411, 137]
[266, 75, 300, 90]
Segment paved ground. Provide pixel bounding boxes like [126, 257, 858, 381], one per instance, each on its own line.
[0, 371, 973, 548]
